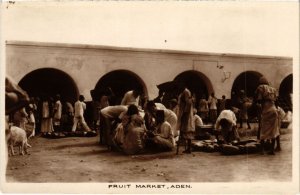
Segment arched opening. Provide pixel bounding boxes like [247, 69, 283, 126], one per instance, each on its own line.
[278, 74, 293, 111]
[174, 70, 213, 107]
[231, 71, 263, 98]
[94, 70, 148, 105]
[18, 68, 79, 103]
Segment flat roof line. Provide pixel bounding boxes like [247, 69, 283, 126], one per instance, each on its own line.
[6, 40, 292, 60]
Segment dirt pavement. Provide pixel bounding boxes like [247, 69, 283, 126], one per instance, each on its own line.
[6, 128, 292, 183]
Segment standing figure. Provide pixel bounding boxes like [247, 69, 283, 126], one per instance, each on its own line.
[41, 97, 54, 135]
[61, 101, 74, 132]
[27, 104, 36, 139]
[238, 91, 251, 129]
[176, 85, 195, 154]
[208, 92, 218, 124]
[72, 95, 92, 133]
[218, 95, 226, 114]
[91, 99, 101, 131]
[53, 94, 62, 132]
[255, 76, 279, 155]
[276, 106, 286, 152]
[197, 95, 209, 123]
[34, 97, 42, 133]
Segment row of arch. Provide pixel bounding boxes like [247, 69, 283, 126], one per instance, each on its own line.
[18, 68, 293, 105]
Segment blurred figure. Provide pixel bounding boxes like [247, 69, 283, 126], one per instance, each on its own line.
[198, 95, 209, 123]
[153, 90, 164, 103]
[27, 104, 36, 139]
[53, 94, 62, 132]
[91, 99, 101, 131]
[208, 92, 218, 124]
[218, 95, 226, 114]
[61, 101, 74, 132]
[5, 76, 29, 115]
[238, 91, 251, 129]
[168, 99, 179, 116]
[41, 96, 54, 135]
[193, 108, 203, 127]
[121, 89, 142, 107]
[13, 107, 28, 130]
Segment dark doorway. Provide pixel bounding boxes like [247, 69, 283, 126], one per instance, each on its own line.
[231, 71, 263, 98]
[279, 74, 293, 97]
[94, 70, 147, 105]
[18, 68, 79, 103]
[174, 70, 213, 107]
[278, 74, 293, 111]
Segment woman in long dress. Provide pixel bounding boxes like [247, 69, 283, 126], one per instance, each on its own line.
[176, 86, 195, 154]
[255, 76, 279, 155]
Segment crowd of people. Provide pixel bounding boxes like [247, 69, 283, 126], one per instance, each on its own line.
[94, 77, 292, 155]
[6, 76, 293, 156]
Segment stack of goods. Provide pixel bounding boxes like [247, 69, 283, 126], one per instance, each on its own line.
[192, 139, 261, 155]
[192, 139, 220, 153]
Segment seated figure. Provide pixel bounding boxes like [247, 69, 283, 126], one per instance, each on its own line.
[147, 110, 175, 151]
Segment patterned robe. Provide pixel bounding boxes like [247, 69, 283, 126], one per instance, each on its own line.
[176, 88, 195, 139]
[255, 84, 279, 140]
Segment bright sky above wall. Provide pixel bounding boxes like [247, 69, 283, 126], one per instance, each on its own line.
[2, 2, 299, 60]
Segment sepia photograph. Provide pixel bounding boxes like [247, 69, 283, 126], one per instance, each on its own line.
[1, 1, 299, 194]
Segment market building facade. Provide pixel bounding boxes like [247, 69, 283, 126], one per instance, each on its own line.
[6, 41, 293, 107]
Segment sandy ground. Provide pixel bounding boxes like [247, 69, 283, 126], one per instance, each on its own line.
[6, 127, 292, 183]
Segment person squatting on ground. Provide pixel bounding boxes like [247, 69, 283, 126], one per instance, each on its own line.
[112, 104, 147, 155]
[215, 109, 240, 144]
[177, 85, 195, 154]
[72, 95, 92, 133]
[146, 110, 175, 151]
[193, 108, 204, 127]
[145, 101, 178, 139]
[255, 76, 279, 155]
